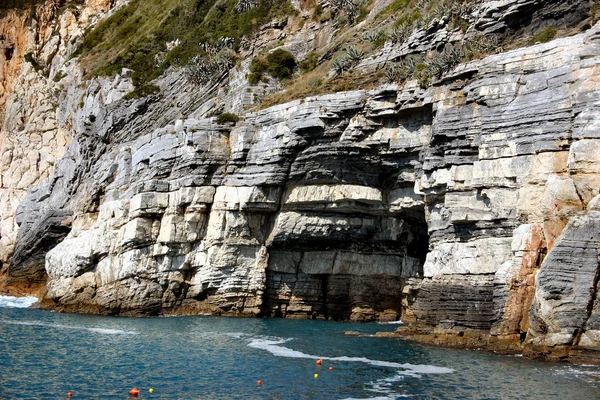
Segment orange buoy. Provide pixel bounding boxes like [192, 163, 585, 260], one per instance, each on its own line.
[329, 366, 333, 371]
[129, 388, 140, 397]
[67, 392, 73, 398]
[257, 380, 262, 385]
[316, 358, 322, 366]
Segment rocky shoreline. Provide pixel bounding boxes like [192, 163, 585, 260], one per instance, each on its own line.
[350, 326, 600, 365]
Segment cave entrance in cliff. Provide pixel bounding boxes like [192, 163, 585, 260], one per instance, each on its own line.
[262, 206, 429, 322]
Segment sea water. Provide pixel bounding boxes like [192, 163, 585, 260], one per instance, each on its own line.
[1, 296, 600, 399]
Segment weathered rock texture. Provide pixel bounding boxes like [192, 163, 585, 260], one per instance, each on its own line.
[1, 0, 600, 363]
[0, 0, 117, 279]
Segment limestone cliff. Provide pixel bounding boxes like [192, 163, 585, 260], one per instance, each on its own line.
[1, 0, 600, 363]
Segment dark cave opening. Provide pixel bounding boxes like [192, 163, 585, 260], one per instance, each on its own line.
[264, 203, 429, 321]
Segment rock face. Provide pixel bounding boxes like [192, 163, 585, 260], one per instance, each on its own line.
[0, 0, 117, 278]
[1, 0, 600, 362]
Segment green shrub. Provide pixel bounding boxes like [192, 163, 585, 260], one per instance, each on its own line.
[530, 26, 557, 44]
[312, 4, 323, 20]
[248, 57, 268, 84]
[122, 84, 160, 100]
[75, 0, 297, 89]
[414, 61, 431, 89]
[266, 49, 297, 80]
[216, 112, 240, 124]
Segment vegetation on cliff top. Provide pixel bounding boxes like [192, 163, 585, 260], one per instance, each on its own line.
[66, 0, 595, 104]
[74, 0, 296, 96]
[258, 0, 479, 108]
[258, 0, 592, 109]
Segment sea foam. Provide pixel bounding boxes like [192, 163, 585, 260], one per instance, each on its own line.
[0, 319, 138, 335]
[248, 338, 454, 374]
[0, 295, 38, 308]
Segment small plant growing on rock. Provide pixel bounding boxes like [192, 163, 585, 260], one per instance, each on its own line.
[330, 0, 368, 26]
[428, 44, 464, 77]
[388, 24, 411, 44]
[185, 38, 236, 86]
[331, 0, 358, 20]
[530, 26, 557, 44]
[362, 30, 384, 43]
[466, 34, 499, 56]
[346, 46, 365, 63]
[216, 112, 240, 124]
[248, 57, 268, 85]
[385, 64, 400, 83]
[299, 51, 319, 73]
[186, 55, 213, 85]
[415, 62, 432, 89]
[431, 1, 453, 20]
[330, 45, 365, 77]
[332, 56, 351, 77]
[249, 49, 297, 83]
[123, 84, 160, 100]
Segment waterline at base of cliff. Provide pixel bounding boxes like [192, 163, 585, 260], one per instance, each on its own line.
[2, 297, 600, 399]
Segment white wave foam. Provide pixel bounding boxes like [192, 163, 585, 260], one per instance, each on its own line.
[553, 365, 600, 382]
[367, 373, 408, 393]
[225, 332, 246, 339]
[87, 327, 138, 335]
[0, 319, 138, 335]
[377, 320, 403, 325]
[248, 338, 454, 374]
[0, 295, 38, 308]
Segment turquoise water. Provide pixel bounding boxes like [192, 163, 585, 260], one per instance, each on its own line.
[1, 297, 600, 399]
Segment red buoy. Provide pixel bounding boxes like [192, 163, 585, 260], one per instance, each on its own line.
[67, 392, 73, 398]
[129, 388, 140, 397]
[316, 359, 322, 366]
[329, 366, 333, 371]
[257, 380, 262, 385]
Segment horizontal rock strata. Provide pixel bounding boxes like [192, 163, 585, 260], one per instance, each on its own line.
[1, 0, 600, 363]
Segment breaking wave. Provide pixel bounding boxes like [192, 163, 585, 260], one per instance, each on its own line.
[0, 295, 38, 308]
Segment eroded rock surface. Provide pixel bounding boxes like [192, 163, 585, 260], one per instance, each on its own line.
[1, 0, 600, 363]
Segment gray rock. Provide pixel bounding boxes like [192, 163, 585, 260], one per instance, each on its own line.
[1, 0, 600, 360]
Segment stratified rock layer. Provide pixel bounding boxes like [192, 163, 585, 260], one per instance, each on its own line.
[1, 0, 600, 362]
